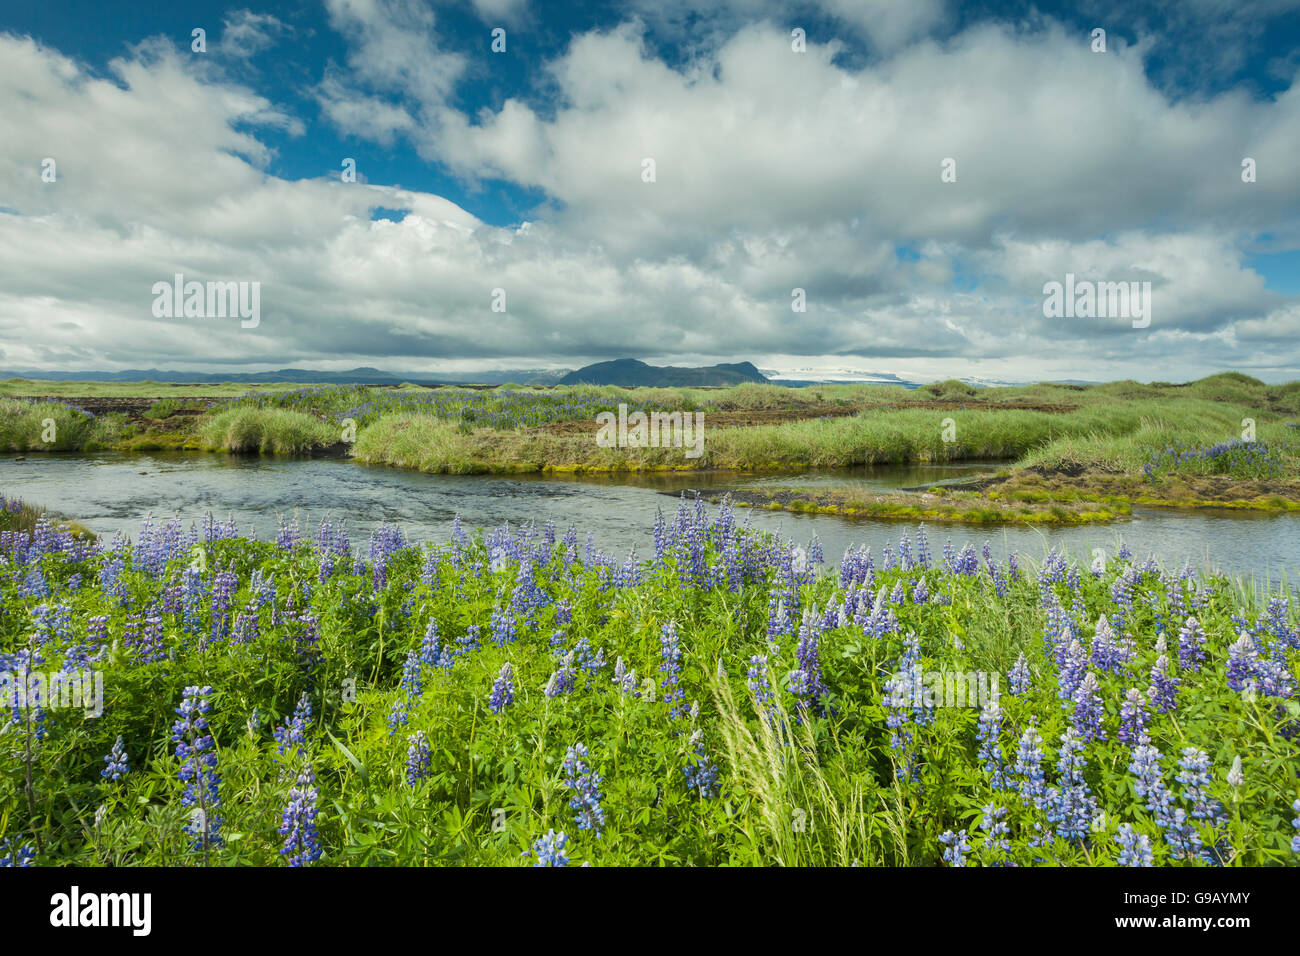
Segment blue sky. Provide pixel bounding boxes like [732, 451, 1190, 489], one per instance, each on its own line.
[2, 0, 1299, 381]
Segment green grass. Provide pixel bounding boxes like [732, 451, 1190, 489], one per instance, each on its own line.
[3, 496, 1297, 866]
[0, 398, 116, 451]
[198, 407, 341, 455]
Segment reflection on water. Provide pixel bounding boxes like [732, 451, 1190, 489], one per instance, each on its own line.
[2, 451, 1297, 585]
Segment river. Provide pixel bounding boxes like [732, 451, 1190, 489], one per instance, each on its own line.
[3, 451, 1298, 585]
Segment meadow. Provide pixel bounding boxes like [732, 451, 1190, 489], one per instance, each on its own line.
[1, 492, 1297, 866]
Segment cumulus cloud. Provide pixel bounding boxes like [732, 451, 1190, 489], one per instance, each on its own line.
[0, 4, 1297, 382]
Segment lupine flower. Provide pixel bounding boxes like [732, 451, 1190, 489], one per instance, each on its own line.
[1177, 616, 1206, 673]
[279, 767, 322, 867]
[405, 731, 431, 786]
[976, 694, 1007, 790]
[1045, 728, 1096, 843]
[1176, 748, 1226, 827]
[612, 657, 639, 696]
[977, 804, 1012, 865]
[172, 686, 222, 850]
[489, 663, 515, 714]
[1225, 755, 1244, 790]
[747, 653, 776, 723]
[683, 729, 719, 799]
[939, 829, 970, 866]
[1012, 725, 1048, 810]
[1071, 672, 1106, 743]
[1291, 799, 1300, 854]
[563, 743, 605, 837]
[1147, 654, 1180, 714]
[1118, 688, 1149, 744]
[0, 837, 35, 867]
[101, 735, 130, 782]
[1226, 634, 1258, 693]
[1114, 824, 1155, 866]
[1008, 653, 1031, 695]
[658, 621, 685, 717]
[274, 693, 312, 756]
[532, 829, 568, 867]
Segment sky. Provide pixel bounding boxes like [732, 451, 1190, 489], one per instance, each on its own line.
[1, 0, 1299, 383]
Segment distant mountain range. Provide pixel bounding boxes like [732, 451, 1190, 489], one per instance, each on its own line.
[0, 367, 570, 387]
[559, 359, 768, 386]
[2, 362, 1042, 389]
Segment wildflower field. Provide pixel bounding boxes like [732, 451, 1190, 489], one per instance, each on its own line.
[1, 494, 1298, 867]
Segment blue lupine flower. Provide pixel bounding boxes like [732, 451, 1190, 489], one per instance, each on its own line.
[747, 653, 776, 723]
[1114, 824, 1154, 866]
[279, 767, 322, 867]
[1147, 654, 1180, 714]
[1226, 635, 1257, 693]
[1045, 728, 1095, 843]
[977, 804, 1011, 865]
[1177, 616, 1206, 673]
[1176, 748, 1226, 827]
[0, 837, 35, 867]
[977, 695, 1007, 790]
[489, 663, 515, 714]
[171, 685, 222, 850]
[1008, 653, 1031, 695]
[1118, 688, 1149, 744]
[683, 729, 719, 799]
[1012, 725, 1048, 810]
[274, 693, 313, 756]
[102, 735, 130, 782]
[562, 743, 605, 837]
[405, 731, 431, 786]
[1291, 800, 1300, 854]
[612, 657, 639, 696]
[939, 829, 970, 866]
[532, 829, 568, 867]
[1071, 672, 1106, 743]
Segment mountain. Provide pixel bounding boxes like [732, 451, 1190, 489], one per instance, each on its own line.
[0, 367, 572, 387]
[559, 359, 768, 387]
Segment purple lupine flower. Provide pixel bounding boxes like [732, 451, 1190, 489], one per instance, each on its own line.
[1177, 616, 1206, 673]
[101, 735, 130, 782]
[405, 731, 431, 786]
[279, 767, 322, 867]
[1009, 652, 1031, 696]
[1071, 672, 1106, 743]
[563, 743, 605, 837]
[0, 838, 35, 867]
[1147, 654, 1180, 714]
[1045, 728, 1095, 843]
[531, 829, 568, 866]
[683, 729, 719, 799]
[1291, 800, 1300, 854]
[1118, 687, 1149, 744]
[274, 693, 312, 756]
[659, 620, 685, 717]
[1176, 748, 1225, 828]
[939, 829, 970, 866]
[1130, 738, 1176, 830]
[489, 663, 515, 714]
[977, 694, 1007, 790]
[1114, 824, 1154, 866]
[612, 657, 639, 696]
[977, 804, 1011, 865]
[172, 685, 222, 850]
[1226, 634, 1257, 693]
